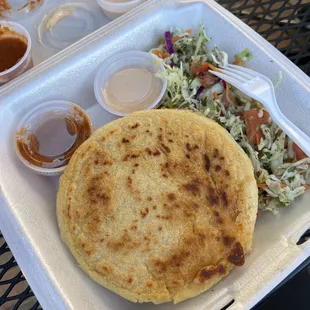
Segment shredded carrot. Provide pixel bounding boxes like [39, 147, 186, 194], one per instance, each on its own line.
[151, 49, 163, 58]
[213, 92, 218, 100]
[207, 63, 222, 73]
[225, 82, 236, 106]
[257, 184, 267, 189]
[172, 29, 193, 43]
[255, 131, 261, 146]
[257, 211, 262, 217]
[172, 36, 181, 43]
[233, 58, 246, 67]
[191, 62, 222, 76]
[151, 49, 170, 59]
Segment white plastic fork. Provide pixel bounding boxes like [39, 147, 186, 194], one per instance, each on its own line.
[209, 64, 310, 158]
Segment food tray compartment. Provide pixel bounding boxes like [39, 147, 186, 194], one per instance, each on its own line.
[1, 0, 310, 309]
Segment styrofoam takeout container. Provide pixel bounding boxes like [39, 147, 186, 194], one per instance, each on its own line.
[0, 0, 310, 309]
[94, 51, 167, 116]
[97, 0, 146, 20]
[0, 21, 32, 85]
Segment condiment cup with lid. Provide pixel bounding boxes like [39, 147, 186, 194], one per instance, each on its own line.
[15, 100, 93, 176]
[96, 0, 146, 20]
[94, 51, 167, 116]
[0, 21, 32, 85]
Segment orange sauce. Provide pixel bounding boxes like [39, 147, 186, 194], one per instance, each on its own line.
[0, 26, 28, 73]
[16, 108, 92, 168]
[0, 36, 27, 72]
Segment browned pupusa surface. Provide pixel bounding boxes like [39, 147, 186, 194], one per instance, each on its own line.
[57, 109, 258, 304]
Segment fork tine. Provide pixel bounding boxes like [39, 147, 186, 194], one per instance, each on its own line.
[227, 64, 258, 78]
[219, 66, 253, 80]
[217, 68, 248, 84]
[208, 70, 244, 89]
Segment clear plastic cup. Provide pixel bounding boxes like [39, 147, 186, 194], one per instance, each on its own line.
[94, 51, 167, 117]
[0, 21, 32, 85]
[96, 0, 145, 20]
[14, 100, 93, 176]
[37, 2, 104, 51]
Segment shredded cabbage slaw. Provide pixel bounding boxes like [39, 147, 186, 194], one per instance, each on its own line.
[150, 24, 310, 214]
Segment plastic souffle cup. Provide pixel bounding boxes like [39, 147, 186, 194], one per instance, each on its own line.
[96, 0, 145, 20]
[0, 21, 33, 85]
[14, 100, 94, 176]
[94, 50, 167, 117]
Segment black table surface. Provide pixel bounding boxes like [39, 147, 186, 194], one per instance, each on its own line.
[1, 1, 310, 309]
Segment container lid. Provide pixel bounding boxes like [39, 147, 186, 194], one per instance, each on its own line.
[94, 51, 167, 116]
[96, 0, 145, 14]
[15, 100, 93, 176]
[37, 2, 103, 51]
[0, 0, 45, 20]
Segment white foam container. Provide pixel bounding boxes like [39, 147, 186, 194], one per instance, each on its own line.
[97, 0, 146, 20]
[0, 0, 310, 309]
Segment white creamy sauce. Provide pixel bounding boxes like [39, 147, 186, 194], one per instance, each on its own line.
[103, 67, 162, 114]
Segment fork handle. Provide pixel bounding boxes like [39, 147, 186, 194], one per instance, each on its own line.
[270, 107, 310, 158]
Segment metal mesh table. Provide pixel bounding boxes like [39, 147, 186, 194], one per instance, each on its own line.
[220, 0, 310, 74]
[1, 0, 310, 309]
[0, 232, 41, 310]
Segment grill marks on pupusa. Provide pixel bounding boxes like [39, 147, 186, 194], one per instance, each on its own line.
[57, 109, 257, 304]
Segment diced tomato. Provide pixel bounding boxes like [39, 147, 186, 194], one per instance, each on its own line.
[292, 142, 308, 160]
[190, 61, 209, 76]
[243, 109, 270, 145]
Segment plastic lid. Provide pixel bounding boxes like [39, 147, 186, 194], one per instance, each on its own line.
[94, 51, 167, 116]
[96, 0, 145, 14]
[37, 2, 102, 51]
[0, 0, 45, 20]
[15, 100, 93, 176]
